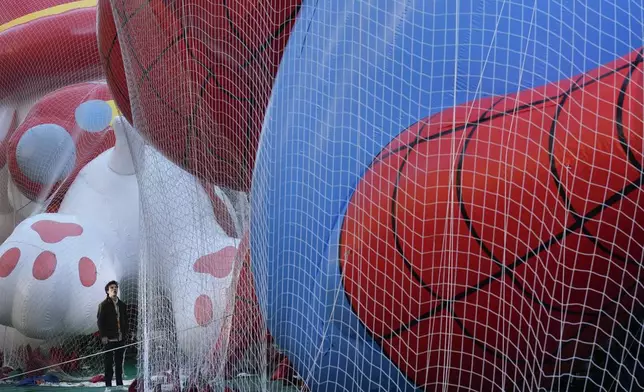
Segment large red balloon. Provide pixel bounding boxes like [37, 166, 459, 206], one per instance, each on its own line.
[340, 48, 644, 391]
[0, 0, 103, 102]
[98, 0, 302, 192]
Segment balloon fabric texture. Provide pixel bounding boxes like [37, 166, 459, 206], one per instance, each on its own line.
[101, 0, 303, 192]
[251, 0, 644, 391]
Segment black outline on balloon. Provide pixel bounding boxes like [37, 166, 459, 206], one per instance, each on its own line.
[104, 0, 301, 189]
[104, 0, 183, 117]
[99, 29, 130, 118]
[338, 48, 644, 388]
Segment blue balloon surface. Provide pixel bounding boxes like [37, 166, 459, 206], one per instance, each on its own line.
[16, 123, 76, 187]
[251, 1, 643, 390]
[74, 100, 113, 133]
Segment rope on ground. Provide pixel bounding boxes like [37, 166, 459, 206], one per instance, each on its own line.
[0, 315, 235, 383]
[0, 340, 141, 382]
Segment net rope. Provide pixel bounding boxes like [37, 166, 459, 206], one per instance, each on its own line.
[1, 0, 644, 391]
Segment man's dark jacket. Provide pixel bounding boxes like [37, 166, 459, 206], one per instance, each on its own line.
[97, 297, 129, 341]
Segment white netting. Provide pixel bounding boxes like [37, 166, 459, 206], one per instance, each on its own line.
[108, 0, 297, 388]
[0, 0, 133, 376]
[2, 0, 644, 392]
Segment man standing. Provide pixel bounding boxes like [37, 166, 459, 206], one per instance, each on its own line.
[97, 280, 129, 388]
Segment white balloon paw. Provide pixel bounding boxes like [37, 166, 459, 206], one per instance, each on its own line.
[0, 213, 119, 339]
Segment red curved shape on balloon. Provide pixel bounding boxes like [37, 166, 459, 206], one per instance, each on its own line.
[105, 0, 303, 192]
[0, 109, 18, 168]
[340, 48, 644, 391]
[97, 0, 132, 124]
[0, 0, 103, 102]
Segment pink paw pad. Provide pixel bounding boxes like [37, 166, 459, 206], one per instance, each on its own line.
[31, 220, 83, 243]
[32, 251, 57, 280]
[193, 246, 237, 279]
[0, 247, 20, 278]
[78, 257, 97, 287]
[194, 294, 214, 326]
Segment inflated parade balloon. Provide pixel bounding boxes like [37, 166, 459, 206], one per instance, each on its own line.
[252, 0, 644, 391]
[6, 82, 116, 207]
[98, 0, 302, 192]
[0, 0, 103, 103]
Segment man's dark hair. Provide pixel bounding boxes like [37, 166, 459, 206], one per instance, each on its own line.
[105, 280, 119, 294]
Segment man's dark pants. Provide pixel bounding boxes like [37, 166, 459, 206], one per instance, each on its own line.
[104, 341, 126, 386]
